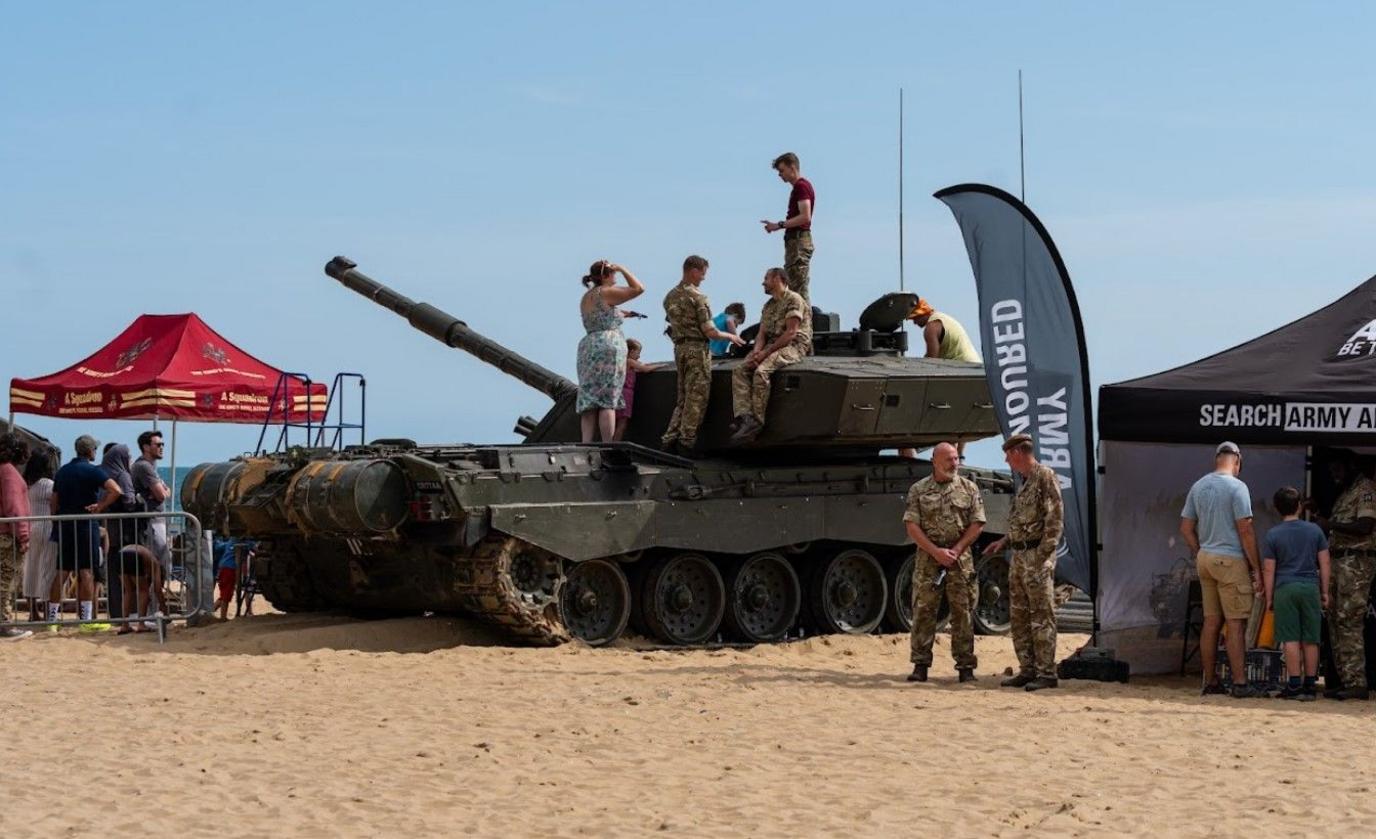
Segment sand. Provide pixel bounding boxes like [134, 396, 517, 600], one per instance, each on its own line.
[2, 615, 1372, 838]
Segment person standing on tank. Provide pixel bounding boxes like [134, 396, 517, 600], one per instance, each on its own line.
[981, 434, 1064, 692]
[903, 441, 985, 684]
[760, 152, 815, 303]
[660, 255, 744, 454]
[576, 260, 644, 443]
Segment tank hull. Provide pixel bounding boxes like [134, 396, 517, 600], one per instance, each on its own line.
[187, 443, 1014, 646]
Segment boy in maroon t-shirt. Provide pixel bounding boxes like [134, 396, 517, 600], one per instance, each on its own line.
[761, 152, 815, 303]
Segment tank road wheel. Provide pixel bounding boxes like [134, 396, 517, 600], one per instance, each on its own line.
[881, 554, 950, 634]
[454, 535, 567, 645]
[809, 548, 887, 635]
[973, 551, 1012, 636]
[255, 547, 329, 613]
[560, 559, 632, 647]
[723, 552, 802, 643]
[642, 553, 726, 646]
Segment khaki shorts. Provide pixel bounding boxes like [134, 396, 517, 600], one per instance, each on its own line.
[1196, 550, 1254, 619]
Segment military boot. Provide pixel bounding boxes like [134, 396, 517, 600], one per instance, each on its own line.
[1024, 676, 1059, 692]
[1335, 687, 1370, 701]
[1000, 672, 1035, 688]
[729, 417, 762, 445]
[957, 669, 977, 683]
[906, 664, 928, 683]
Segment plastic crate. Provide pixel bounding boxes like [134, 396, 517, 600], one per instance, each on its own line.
[1217, 648, 1285, 691]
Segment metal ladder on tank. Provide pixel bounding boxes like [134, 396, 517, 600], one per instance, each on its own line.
[256, 372, 367, 454]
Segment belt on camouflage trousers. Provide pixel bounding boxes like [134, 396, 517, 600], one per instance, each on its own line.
[672, 337, 708, 345]
[1008, 538, 1043, 551]
[1333, 547, 1376, 558]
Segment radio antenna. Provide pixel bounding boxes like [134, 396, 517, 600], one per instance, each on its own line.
[1018, 70, 1026, 202]
[898, 86, 906, 291]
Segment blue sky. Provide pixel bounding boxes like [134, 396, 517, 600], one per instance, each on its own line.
[4, 3, 1374, 467]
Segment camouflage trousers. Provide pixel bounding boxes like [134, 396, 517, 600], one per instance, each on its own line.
[1008, 550, 1058, 678]
[730, 345, 805, 425]
[910, 549, 977, 670]
[661, 340, 711, 447]
[1327, 550, 1376, 688]
[0, 534, 19, 623]
[783, 231, 814, 303]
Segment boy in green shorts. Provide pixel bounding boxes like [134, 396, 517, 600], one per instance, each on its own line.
[1262, 486, 1331, 701]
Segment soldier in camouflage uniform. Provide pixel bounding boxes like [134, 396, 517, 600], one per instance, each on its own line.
[729, 268, 813, 444]
[660, 255, 743, 453]
[903, 441, 986, 683]
[982, 433, 1064, 691]
[1315, 450, 1376, 700]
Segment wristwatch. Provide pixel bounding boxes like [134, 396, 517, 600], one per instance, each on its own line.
[777, 220, 786, 229]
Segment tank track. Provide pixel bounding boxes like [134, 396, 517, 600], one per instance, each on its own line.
[452, 535, 568, 646]
[255, 546, 330, 613]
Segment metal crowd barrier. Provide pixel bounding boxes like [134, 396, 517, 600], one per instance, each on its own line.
[1, 510, 211, 644]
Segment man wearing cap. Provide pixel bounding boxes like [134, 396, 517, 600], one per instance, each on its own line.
[1180, 442, 1263, 698]
[903, 441, 986, 684]
[1313, 450, 1376, 700]
[908, 298, 981, 364]
[981, 434, 1064, 691]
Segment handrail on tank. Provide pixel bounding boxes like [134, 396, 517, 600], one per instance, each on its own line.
[325, 256, 578, 402]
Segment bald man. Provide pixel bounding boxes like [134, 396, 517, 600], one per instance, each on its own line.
[902, 442, 986, 683]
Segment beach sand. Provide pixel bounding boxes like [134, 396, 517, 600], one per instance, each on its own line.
[2, 615, 1371, 838]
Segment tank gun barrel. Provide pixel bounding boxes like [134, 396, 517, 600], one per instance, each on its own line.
[325, 256, 577, 401]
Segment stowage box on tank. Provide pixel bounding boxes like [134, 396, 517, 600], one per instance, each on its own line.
[182, 258, 1015, 647]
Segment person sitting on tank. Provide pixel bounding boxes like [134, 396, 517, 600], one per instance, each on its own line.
[729, 267, 813, 444]
[899, 298, 983, 461]
[709, 302, 747, 358]
[612, 338, 652, 442]
[576, 259, 645, 443]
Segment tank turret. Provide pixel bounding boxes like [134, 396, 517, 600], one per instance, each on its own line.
[326, 258, 998, 454]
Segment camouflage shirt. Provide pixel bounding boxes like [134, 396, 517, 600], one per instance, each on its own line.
[1330, 476, 1376, 552]
[1007, 463, 1064, 562]
[663, 283, 712, 342]
[759, 288, 812, 352]
[903, 475, 986, 555]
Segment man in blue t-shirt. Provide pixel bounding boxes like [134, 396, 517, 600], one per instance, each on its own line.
[1262, 486, 1331, 701]
[709, 302, 746, 357]
[1180, 441, 1263, 698]
[49, 434, 122, 624]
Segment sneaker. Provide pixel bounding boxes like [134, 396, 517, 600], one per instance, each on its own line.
[957, 669, 978, 684]
[906, 665, 928, 683]
[0, 628, 33, 642]
[1274, 685, 1305, 700]
[1024, 676, 1059, 692]
[1200, 682, 1228, 696]
[1000, 673, 1035, 688]
[1229, 683, 1262, 699]
[78, 622, 111, 634]
[1300, 689, 1318, 702]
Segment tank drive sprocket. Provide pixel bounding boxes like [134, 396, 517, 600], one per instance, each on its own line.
[453, 534, 568, 645]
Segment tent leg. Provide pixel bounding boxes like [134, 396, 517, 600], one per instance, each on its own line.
[170, 418, 178, 518]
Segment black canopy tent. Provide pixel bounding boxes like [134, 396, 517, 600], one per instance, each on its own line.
[1101, 274, 1376, 445]
[1095, 274, 1376, 673]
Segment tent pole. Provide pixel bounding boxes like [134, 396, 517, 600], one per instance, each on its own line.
[170, 418, 178, 523]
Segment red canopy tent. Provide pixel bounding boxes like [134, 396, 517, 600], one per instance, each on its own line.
[9, 313, 325, 424]
[8, 313, 328, 505]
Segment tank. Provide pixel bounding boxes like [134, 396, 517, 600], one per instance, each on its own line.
[183, 257, 1016, 647]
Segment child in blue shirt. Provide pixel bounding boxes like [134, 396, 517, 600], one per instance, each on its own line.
[1262, 487, 1331, 701]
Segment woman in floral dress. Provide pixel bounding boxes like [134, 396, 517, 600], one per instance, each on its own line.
[577, 259, 644, 442]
